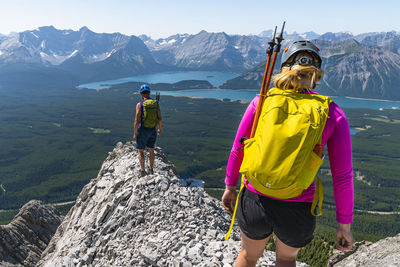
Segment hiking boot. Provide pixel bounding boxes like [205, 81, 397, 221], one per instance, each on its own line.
[148, 168, 154, 175]
[140, 170, 147, 177]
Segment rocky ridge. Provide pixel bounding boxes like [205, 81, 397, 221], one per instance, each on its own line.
[2, 142, 400, 266]
[328, 234, 400, 266]
[0, 200, 62, 266]
[37, 142, 309, 267]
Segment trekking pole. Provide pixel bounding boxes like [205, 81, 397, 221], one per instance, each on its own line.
[249, 26, 277, 138]
[225, 23, 286, 242]
[224, 26, 278, 242]
[250, 21, 285, 138]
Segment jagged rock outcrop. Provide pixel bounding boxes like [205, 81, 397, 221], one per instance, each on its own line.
[328, 234, 400, 266]
[37, 142, 309, 266]
[0, 200, 62, 267]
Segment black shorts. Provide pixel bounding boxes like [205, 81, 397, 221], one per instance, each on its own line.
[236, 187, 316, 248]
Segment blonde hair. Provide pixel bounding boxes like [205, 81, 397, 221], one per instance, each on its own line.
[272, 64, 323, 92]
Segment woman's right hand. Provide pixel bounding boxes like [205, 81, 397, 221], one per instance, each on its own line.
[337, 223, 355, 251]
[222, 186, 237, 214]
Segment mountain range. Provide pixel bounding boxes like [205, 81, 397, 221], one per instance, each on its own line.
[0, 26, 400, 99]
[220, 33, 400, 99]
[0, 26, 170, 84]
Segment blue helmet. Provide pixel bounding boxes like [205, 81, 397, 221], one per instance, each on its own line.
[139, 84, 150, 93]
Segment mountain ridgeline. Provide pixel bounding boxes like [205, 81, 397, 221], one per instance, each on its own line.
[0, 26, 169, 85]
[0, 26, 400, 99]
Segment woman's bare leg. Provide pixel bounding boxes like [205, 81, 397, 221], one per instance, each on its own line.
[235, 231, 271, 267]
[275, 236, 300, 267]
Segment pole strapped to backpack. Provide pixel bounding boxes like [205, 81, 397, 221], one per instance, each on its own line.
[225, 23, 285, 241]
[225, 175, 244, 241]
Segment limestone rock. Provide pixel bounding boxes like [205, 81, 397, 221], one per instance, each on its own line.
[0, 200, 62, 267]
[328, 234, 400, 267]
[37, 142, 309, 266]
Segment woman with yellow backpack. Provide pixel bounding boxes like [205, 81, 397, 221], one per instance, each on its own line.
[222, 40, 355, 267]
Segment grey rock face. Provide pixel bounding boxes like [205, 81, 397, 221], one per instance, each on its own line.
[145, 30, 270, 72]
[328, 234, 400, 267]
[0, 200, 62, 267]
[37, 142, 309, 267]
[0, 26, 131, 66]
[321, 46, 400, 99]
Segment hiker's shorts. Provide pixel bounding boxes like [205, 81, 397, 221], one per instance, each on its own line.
[136, 127, 157, 149]
[236, 187, 316, 248]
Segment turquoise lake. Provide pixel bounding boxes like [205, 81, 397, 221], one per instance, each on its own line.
[78, 71, 238, 89]
[78, 71, 400, 110]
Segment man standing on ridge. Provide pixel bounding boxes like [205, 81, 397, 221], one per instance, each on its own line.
[134, 84, 162, 177]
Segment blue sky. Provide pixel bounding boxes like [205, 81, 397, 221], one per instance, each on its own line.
[0, 0, 399, 38]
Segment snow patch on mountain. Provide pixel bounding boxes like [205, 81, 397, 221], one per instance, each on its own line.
[30, 32, 39, 39]
[71, 49, 79, 57]
[39, 49, 81, 65]
[84, 49, 116, 64]
[159, 39, 172, 46]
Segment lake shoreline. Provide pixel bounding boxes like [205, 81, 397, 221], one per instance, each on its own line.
[160, 89, 400, 110]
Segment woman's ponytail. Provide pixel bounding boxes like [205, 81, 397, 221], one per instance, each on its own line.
[273, 64, 323, 92]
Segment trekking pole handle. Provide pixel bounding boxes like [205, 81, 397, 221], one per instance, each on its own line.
[275, 21, 285, 53]
[250, 22, 286, 138]
[266, 26, 277, 56]
[250, 25, 278, 138]
[265, 21, 285, 92]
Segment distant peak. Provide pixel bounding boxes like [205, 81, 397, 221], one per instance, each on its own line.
[38, 25, 57, 32]
[138, 34, 151, 41]
[79, 26, 92, 32]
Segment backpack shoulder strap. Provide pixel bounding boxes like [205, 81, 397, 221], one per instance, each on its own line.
[140, 101, 144, 113]
[139, 101, 144, 125]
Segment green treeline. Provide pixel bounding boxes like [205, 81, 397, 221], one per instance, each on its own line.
[0, 86, 244, 210]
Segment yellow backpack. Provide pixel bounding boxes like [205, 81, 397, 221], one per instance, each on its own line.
[225, 88, 331, 241]
[239, 87, 331, 200]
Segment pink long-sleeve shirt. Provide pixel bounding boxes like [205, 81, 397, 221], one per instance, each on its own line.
[225, 94, 354, 224]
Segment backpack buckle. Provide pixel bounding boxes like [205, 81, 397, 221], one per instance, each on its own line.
[236, 136, 249, 151]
